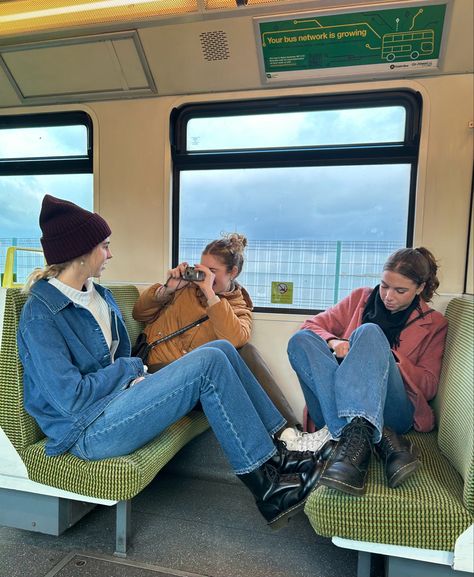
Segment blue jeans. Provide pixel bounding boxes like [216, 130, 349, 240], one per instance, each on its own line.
[70, 340, 285, 474]
[287, 324, 414, 443]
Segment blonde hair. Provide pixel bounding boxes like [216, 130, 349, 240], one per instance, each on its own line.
[23, 262, 71, 293]
[202, 233, 248, 276]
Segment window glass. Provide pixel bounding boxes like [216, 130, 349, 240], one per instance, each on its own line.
[178, 165, 410, 309]
[0, 125, 88, 159]
[186, 106, 406, 151]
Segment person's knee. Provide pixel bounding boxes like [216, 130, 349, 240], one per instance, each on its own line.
[190, 345, 227, 368]
[351, 323, 391, 353]
[288, 329, 318, 355]
[353, 323, 386, 342]
[206, 339, 237, 356]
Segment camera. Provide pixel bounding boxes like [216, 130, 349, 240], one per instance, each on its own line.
[183, 266, 205, 281]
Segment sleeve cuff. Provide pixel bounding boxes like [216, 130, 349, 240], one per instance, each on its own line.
[207, 295, 220, 308]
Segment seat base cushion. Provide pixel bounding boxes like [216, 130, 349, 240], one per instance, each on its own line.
[20, 411, 209, 501]
[305, 431, 473, 552]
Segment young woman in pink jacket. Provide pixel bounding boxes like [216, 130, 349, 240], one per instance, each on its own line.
[287, 247, 448, 496]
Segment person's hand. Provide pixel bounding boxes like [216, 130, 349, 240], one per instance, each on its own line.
[328, 339, 350, 358]
[164, 262, 190, 291]
[191, 264, 216, 301]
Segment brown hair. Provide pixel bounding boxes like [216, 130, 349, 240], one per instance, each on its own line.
[383, 247, 440, 302]
[202, 233, 248, 277]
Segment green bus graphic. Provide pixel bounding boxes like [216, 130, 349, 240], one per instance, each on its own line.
[381, 30, 435, 61]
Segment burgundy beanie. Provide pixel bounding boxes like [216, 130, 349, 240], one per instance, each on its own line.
[39, 195, 111, 265]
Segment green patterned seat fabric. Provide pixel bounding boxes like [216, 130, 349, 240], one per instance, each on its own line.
[0, 285, 209, 501]
[304, 296, 474, 552]
[21, 411, 209, 500]
[434, 297, 474, 514]
[0, 288, 42, 450]
[106, 284, 144, 348]
[305, 431, 472, 551]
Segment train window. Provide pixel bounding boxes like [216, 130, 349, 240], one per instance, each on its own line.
[0, 125, 88, 159]
[186, 106, 406, 151]
[172, 91, 421, 313]
[0, 112, 93, 283]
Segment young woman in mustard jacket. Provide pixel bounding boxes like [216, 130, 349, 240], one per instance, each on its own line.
[133, 234, 330, 453]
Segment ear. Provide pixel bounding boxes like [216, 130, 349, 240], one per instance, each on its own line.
[416, 282, 426, 295]
[230, 265, 239, 279]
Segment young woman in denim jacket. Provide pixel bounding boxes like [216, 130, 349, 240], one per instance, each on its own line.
[287, 247, 448, 496]
[18, 195, 322, 527]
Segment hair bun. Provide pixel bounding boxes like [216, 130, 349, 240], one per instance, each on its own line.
[225, 233, 248, 254]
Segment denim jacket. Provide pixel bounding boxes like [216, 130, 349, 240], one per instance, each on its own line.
[17, 279, 144, 456]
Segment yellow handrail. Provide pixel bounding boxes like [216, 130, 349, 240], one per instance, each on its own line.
[2, 247, 44, 288]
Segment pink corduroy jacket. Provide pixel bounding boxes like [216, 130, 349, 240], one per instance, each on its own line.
[301, 287, 449, 432]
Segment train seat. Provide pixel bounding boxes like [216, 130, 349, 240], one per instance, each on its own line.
[304, 296, 474, 577]
[0, 285, 209, 555]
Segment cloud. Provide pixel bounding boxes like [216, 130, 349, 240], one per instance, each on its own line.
[180, 164, 410, 242]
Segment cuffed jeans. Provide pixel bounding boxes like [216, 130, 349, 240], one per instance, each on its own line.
[70, 340, 285, 475]
[287, 324, 414, 443]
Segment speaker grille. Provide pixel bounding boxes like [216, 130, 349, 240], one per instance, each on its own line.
[199, 30, 230, 61]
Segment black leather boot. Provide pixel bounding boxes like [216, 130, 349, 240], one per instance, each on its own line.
[319, 417, 374, 496]
[375, 427, 421, 488]
[269, 439, 320, 474]
[238, 460, 322, 528]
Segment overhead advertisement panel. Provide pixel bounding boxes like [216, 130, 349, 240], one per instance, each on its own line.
[255, 2, 448, 83]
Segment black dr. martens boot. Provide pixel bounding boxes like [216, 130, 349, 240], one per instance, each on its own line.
[375, 427, 421, 488]
[319, 417, 375, 496]
[238, 460, 322, 528]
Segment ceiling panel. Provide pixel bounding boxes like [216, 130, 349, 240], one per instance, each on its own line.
[0, 31, 156, 103]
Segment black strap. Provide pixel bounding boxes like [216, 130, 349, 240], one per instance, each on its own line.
[402, 308, 435, 331]
[144, 315, 209, 356]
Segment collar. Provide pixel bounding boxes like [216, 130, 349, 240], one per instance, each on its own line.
[30, 278, 110, 315]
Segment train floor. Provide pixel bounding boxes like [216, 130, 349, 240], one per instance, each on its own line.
[0, 430, 385, 577]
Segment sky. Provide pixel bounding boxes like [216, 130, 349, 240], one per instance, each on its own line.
[180, 163, 410, 242]
[0, 125, 92, 239]
[0, 107, 410, 244]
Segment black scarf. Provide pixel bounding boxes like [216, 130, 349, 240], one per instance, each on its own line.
[362, 285, 421, 348]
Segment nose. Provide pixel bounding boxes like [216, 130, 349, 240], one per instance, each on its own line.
[384, 288, 395, 301]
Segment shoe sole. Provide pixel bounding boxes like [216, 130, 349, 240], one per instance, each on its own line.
[319, 475, 367, 496]
[267, 498, 307, 529]
[388, 458, 421, 488]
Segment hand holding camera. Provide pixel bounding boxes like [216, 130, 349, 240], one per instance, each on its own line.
[183, 266, 206, 282]
[164, 262, 207, 291]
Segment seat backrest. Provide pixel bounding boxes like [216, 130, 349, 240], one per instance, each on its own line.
[0, 284, 144, 453]
[106, 284, 144, 346]
[433, 296, 474, 514]
[0, 288, 43, 451]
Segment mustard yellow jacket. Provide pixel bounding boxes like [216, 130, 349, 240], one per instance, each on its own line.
[132, 282, 253, 365]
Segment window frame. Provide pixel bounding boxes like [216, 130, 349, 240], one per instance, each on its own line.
[171, 90, 421, 314]
[0, 111, 93, 176]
